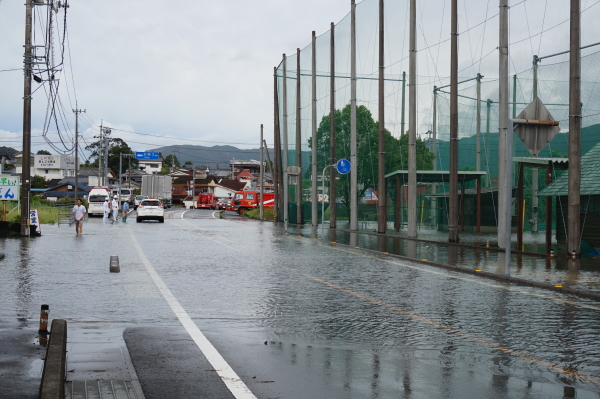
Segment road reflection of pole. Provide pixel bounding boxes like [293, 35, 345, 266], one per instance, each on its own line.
[497, 252, 506, 275]
[328, 227, 336, 243]
[350, 231, 358, 249]
[407, 240, 416, 259]
[18, 239, 32, 327]
[565, 258, 580, 288]
[448, 244, 457, 266]
[311, 225, 318, 240]
[370, 352, 380, 395]
[377, 235, 386, 253]
[490, 276, 510, 395]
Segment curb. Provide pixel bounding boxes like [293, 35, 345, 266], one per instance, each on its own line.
[39, 319, 67, 399]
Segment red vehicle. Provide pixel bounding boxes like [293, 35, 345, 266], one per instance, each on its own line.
[232, 191, 274, 215]
[196, 192, 218, 209]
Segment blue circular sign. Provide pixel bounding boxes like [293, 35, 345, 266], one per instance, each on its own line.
[336, 159, 351, 175]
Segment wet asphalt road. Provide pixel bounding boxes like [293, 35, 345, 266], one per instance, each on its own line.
[2, 208, 600, 398]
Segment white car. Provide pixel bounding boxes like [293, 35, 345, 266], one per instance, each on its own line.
[133, 195, 149, 210]
[136, 199, 164, 223]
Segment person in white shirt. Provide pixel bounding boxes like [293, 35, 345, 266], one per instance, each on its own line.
[103, 197, 111, 223]
[72, 198, 87, 235]
[111, 195, 120, 222]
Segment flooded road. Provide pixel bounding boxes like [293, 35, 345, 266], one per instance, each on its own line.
[2, 209, 600, 398]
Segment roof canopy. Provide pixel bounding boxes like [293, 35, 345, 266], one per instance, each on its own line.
[384, 170, 486, 184]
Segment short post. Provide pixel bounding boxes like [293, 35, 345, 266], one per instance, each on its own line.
[109, 255, 120, 273]
[38, 304, 49, 333]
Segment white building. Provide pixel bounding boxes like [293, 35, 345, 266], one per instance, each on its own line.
[138, 159, 162, 174]
[14, 154, 76, 180]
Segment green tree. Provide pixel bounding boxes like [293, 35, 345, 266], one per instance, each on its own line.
[31, 175, 47, 188]
[160, 154, 181, 174]
[85, 138, 138, 176]
[309, 104, 434, 214]
[36, 150, 51, 155]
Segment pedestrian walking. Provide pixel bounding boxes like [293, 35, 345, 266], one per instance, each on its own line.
[103, 197, 111, 224]
[72, 198, 87, 235]
[122, 200, 130, 222]
[111, 195, 120, 223]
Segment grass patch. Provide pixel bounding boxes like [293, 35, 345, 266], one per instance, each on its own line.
[244, 208, 275, 221]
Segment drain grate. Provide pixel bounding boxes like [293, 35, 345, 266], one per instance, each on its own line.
[65, 380, 139, 399]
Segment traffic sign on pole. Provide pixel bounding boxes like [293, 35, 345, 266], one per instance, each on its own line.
[135, 152, 159, 160]
[336, 159, 351, 174]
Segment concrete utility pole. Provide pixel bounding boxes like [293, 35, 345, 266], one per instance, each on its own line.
[531, 55, 539, 233]
[432, 87, 437, 169]
[73, 107, 86, 203]
[408, 0, 417, 238]
[311, 31, 318, 227]
[448, 0, 459, 242]
[498, 0, 509, 249]
[296, 48, 303, 225]
[260, 124, 264, 220]
[486, 99, 492, 186]
[329, 22, 337, 228]
[568, 0, 581, 255]
[476, 73, 482, 171]
[103, 128, 111, 186]
[282, 54, 289, 228]
[273, 67, 282, 222]
[377, 0, 386, 234]
[350, 0, 358, 231]
[20, 0, 33, 236]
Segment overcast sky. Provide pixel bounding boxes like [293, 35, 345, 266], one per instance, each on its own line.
[1, 0, 598, 163]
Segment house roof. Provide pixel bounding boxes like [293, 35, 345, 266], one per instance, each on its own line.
[45, 181, 92, 192]
[539, 142, 600, 196]
[235, 169, 253, 179]
[217, 179, 246, 192]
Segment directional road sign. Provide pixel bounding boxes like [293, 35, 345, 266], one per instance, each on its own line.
[135, 152, 159, 160]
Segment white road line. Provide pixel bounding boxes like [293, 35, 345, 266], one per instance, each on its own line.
[129, 233, 257, 399]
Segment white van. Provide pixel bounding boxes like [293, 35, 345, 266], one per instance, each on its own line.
[112, 188, 133, 204]
[87, 187, 110, 216]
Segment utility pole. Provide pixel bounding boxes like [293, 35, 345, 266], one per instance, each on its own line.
[486, 99, 492, 186]
[329, 22, 337, 229]
[498, 0, 509, 249]
[311, 31, 318, 227]
[282, 54, 289, 228]
[449, 0, 459, 242]
[103, 127, 111, 186]
[408, 0, 417, 238]
[377, 0, 386, 234]
[260, 124, 264, 220]
[73, 107, 85, 203]
[296, 48, 303, 225]
[531, 55, 539, 233]
[273, 67, 282, 222]
[350, 0, 358, 231]
[20, 0, 33, 236]
[401, 71, 406, 136]
[476, 73, 482, 171]
[568, 0, 581, 255]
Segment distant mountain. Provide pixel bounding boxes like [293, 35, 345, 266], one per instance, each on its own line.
[148, 144, 274, 171]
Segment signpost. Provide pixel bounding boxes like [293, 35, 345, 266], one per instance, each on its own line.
[322, 159, 351, 230]
[135, 152, 159, 160]
[1, 177, 19, 221]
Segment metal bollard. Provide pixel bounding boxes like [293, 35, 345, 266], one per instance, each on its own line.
[38, 304, 49, 333]
[550, 249, 555, 258]
[571, 251, 577, 259]
[485, 240, 490, 248]
[110, 255, 120, 273]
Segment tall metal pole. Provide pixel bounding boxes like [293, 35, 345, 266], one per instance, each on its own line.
[401, 71, 406, 136]
[273, 67, 282, 222]
[498, 0, 509, 249]
[282, 54, 289, 228]
[377, 0, 387, 234]
[98, 122, 103, 186]
[531, 55, 539, 233]
[512, 75, 517, 118]
[296, 48, 303, 225]
[103, 128, 110, 186]
[432, 87, 437, 169]
[260, 124, 264, 220]
[350, 0, 358, 231]
[311, 31, 318, 227]
[73, 107, 85, 203]
[568, 0, 581, 255]
[486, 99, 492, 186]
[20, 0, 33, 236]
[408, 0, 417, 238]
[476, 73, 482, 171]
[448, 0, 459, 242]
[329, 22, 337, 229]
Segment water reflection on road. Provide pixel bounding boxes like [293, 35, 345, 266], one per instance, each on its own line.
[2, 212, 600, 398]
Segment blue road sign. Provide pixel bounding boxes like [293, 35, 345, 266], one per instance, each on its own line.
[336, 159, 351, 174]
[135, 152, 159, 160]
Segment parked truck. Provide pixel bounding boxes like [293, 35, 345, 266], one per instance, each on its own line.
[196, 192, 218, 209]
[141, 175, 173, 207]
[232, 190, 274, 215]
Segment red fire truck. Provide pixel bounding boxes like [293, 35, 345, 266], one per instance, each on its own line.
[232, 191, 274, 215]
[196, 192, 218, 209]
